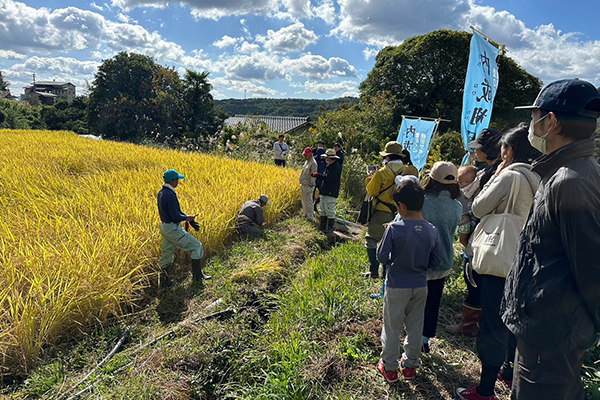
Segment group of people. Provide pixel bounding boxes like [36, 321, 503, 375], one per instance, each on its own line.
[154, 78, 600, 400]
[372, 78, 600, 400]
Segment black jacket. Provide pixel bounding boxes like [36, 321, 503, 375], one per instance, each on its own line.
[501, 139, 600, 351]
[317, 160, 342, 198]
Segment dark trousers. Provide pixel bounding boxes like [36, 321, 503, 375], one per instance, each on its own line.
[476, 274, 517, 396]
[274, 159, 286, 167]
[422, 277, 446, 338]
[464, 267, 482, 309]
[512, 338, 585, 400]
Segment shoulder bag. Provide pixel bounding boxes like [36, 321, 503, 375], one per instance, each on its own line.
[471, 174, 526, 278]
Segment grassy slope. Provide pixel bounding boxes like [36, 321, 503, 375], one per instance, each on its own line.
[4, 216, 600, 400]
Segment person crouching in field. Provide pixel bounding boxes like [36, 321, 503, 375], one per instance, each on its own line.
[236, 195, 269, 238]
[376, 178, 443, 383]
[157, 169, 211, 287]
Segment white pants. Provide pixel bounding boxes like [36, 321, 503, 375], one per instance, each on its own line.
[301, 185, 315, 220]
[320, 195, 337, 219]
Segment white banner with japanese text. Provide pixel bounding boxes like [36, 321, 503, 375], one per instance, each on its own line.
[461, 31, 499, 150]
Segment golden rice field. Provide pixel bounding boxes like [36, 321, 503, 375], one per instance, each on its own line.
[0, 129, 300, 375]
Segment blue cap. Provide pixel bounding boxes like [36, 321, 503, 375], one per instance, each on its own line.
[515, 78, 600, 118]
[163, 169, 184, 181]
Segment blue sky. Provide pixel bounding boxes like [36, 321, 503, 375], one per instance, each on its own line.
[1, 0, 599, 100]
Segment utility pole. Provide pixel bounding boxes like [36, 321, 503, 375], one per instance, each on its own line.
[32, 73, 36, 87]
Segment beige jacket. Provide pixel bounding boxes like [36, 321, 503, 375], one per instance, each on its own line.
[299, 157, 317, 186]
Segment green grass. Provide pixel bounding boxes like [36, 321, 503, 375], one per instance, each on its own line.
[4, 215, 600, 400]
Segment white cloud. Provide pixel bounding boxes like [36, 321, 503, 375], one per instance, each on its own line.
[284, 54, 356, 80]
[90, 2, 104, 11]
[0, 50, 26, 60]
[213, 35, 241, 49]
[258, 23, 318, 53]
[304, 80, 358, 96]
[313, 0, 336, 25]
[210, 77, 278, 98]
[362, 47, 378, 61]
[333, 0, 469, 46]
[239, 42, 260, 54]
[215, 52, 286, 81]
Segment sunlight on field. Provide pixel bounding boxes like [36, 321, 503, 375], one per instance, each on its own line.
[0, 129, 299, 374]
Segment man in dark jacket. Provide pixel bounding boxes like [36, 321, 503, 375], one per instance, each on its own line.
[236, 195, 269, 238]
[313, 149, 341, 233]
[501, 79, 600, 400]
[157, 169, 210, 286]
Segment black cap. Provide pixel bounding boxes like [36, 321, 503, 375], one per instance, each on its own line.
[467, 128, 503, 159]
[515, 78, 600, 118]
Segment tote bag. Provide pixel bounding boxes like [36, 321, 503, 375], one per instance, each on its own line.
[357, 194, 373, 224]
[471, 175, 526, 278]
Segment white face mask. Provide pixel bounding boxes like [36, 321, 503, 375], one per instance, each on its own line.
[528, 114, 550, 154]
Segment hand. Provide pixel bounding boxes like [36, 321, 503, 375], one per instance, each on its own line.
[189, 220, 200, 231]
[186, 214, 197, 222]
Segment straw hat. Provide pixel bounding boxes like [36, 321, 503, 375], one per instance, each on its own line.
[379, 141, 403, 156]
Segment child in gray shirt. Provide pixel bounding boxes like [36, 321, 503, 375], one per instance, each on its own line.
[376, 179, 443, 382]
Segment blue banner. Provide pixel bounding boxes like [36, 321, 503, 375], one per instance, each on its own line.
[397, 117, 438, 171]
[461, 31, 499, 151]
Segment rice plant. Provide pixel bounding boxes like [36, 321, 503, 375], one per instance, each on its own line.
[0, 129, 300, 375]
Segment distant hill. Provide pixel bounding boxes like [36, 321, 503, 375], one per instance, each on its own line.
[214, 97, 359, 120]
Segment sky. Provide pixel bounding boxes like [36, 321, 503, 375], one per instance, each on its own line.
[1, 0, 599, 100]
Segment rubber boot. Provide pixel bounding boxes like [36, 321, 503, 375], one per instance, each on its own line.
[367, 248, 380, 278]
[160, 265, 174, 288]
[319, 216, 328, 232]
[326, 218, 335, 233]
[445, 305, 481, 336]
[191, 258, 211, 281]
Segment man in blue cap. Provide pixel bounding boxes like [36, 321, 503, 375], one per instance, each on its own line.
[157, 169, 210, 287]
[492, 79, 600, 400]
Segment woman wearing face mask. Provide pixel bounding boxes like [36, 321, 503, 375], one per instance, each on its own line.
[457, 123, 541, 400]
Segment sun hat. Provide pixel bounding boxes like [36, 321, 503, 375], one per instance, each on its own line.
[322, 149, 340, 159]
[163, 169, 184, 181]
[302, 147, 313, 155]
[429, 162, 458, 184]
[515, 78, 600, 118]
[395, 175, 421, 187]
[259, 194, 270, 205]
[379, 141, 403, 156]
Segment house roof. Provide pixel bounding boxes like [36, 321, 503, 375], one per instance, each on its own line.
[224, 115, 310, 134]
[34, 81, 73, 87]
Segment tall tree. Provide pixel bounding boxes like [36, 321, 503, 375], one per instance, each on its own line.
[0, 71, 8, 91]
[359, 29, 542, 132]
[88, 52, 185, 141]
[183, 69, 214, 136]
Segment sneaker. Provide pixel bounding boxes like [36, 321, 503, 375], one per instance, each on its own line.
[421, 342, 430, 354]
[400, 359, 415, 380]
[377, 359, 399, 383]
[497, 373, 512, 388]
[456, 387, 495, 400]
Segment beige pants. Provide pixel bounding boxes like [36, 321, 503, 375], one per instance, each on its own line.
[301, 184, 315, 220]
